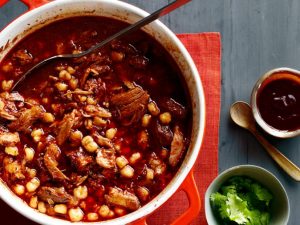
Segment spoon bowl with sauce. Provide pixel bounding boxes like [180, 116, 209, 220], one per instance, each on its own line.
[251, 67, 300, 138]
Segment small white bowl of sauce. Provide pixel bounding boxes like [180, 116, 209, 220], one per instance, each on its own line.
[251, 67, 300, 138]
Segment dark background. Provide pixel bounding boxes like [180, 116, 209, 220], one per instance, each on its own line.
[1, 1, 300, 224]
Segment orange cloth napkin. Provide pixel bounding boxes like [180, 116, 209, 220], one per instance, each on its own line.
[0, 33, 221, 225]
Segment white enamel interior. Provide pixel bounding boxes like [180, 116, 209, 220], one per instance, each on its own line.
[0, 0, 205, 224]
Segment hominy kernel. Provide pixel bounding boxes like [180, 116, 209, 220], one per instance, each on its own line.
[93, 117, 107, 126]
[120, 165, 134, 178]
[5, 161, 21, 174]
[2, 80, 13, 91]
[59, 70, 72, 81]
[79, 95, 87, 102]
[1, 62, 13, 72]
[69, 78, 78, 90]
[26, 168, 37, 178]
[26, 177, 40, 192]
[87, 97, 96, 105]
[159, 112, 172, 125]
[14, 184, 25, 195]
[43, 112, 55, 123]
[74, 185, 88, 200]
[84, 119, 93, 130]
[147, 102, 160, 116]
[29, 196, 38, 208]
[116, 156, 128, 169]
[5, 146, 19, 156]
[111, 51, 125, 62]
[146, 168, 154, 180]
[42, 97, 49, 104]
[69, 207, 84, 222]
[54, 204, 67, 214]
[31, 128, 44, 142]
[38, 202, 47, 213]
[114, 144, 121, 152]
[67, 66, 76, 74]
[107, 210, 115, 218]
[129, 152, 141, 164]
[106, 128, 117, 140]
[141, 114, 151, 127]
[98, 205, 110, 218]
[24, 147, 35, 161]
[114, 207, 126, 216]
[55, 82, 68, 91]
[70, 130, 83, 143]
[87, 212, 99, 221]
[136, 186, 150, 202]
[82, 136, 98, 152]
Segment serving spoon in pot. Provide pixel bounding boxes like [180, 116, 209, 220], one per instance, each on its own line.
[12, 0, 191, 90]
[230, 101, 300, 181]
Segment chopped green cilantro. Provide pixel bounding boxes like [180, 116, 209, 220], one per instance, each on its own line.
[210, 176, 273, 225]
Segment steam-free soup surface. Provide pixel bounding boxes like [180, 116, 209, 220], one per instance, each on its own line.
[0, 16, 191, 222]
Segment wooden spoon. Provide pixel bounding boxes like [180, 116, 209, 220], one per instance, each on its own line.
[230, 101, 300, 181]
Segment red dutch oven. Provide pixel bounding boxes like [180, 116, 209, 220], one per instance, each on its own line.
[0, 1, 206, 224]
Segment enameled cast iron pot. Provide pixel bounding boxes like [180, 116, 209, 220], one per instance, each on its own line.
[0, 0, 206, 224]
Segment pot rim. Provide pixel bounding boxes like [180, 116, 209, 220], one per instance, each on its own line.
[0, 0, 206, 224]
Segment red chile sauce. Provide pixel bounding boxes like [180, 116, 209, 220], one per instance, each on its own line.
[257, 73, 300, 131]
[0, 16, 192, 222]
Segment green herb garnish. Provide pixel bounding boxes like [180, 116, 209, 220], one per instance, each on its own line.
[210, 176, 273, 225]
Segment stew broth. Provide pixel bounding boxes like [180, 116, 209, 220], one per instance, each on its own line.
[0, 16, 192, 222]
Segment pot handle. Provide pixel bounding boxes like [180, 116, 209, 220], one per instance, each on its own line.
[130, 170, 201, 225]
[20, 0, 50, 10]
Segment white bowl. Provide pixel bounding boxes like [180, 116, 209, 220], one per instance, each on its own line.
[205, 165, 290, 225]
[0, 0, 205, 224]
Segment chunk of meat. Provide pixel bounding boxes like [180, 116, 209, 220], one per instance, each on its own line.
[110, 40, 137, 54]
[83, 78, 106, 99]
[128, 55, 149, 69]
[56, 110, 81, 145]
[169, 126, 186, 167]
[7, 92, 24, 102]
[111, 86, 149, 126]
[44, 143, 69, 181]
[0, 111, 16, 120]
[148, 152, 166, 175]
[37, 186, 77, 205]
[0, 94, 22, 121]
[88, 173, 105, 190]
[96, 148, 116, 169]
[66, 148, 94, 172]
[8, 105, 44, 133]
[137, 130, 149, 150]
[0, 126, 20, 146]
[159, 98, 187, 120]
[3, 157, 25, 180]
[70, 173, 88, 186]
[12, 49, 33, 65]
[105, 187, 141, 211]
[89, 63, 111, 76]
[84, 104, 111, 118]
[151, 120, 173, 146]
[92, 131, 113, 148]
